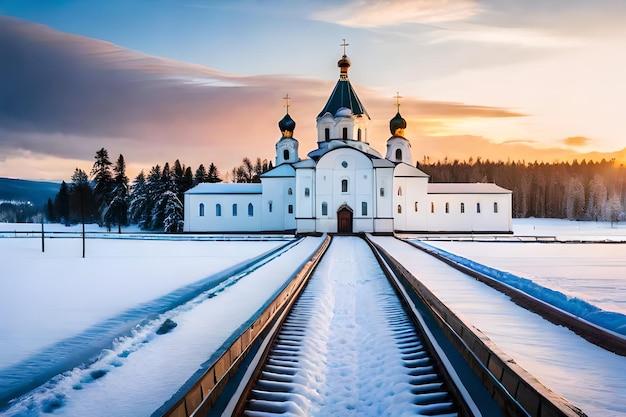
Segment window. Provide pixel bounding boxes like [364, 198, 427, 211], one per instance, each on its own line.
[357, 128, 362, 142]
[361, 202, 368, 216]
[287, 187, 293, 195]
[395, 149, 402, 160]
[342, 127, 348, 140]
[199, 203, 205, 217]
[325, 128, 330, 141]
[248, 203, 254, 217]
[476, 203, 481, 213]
[283, 149, 289, 160]
[414, 202, 418, 212]
[304, 187, 310, 197]
[380, 187, 385, 197]
[397, 187, 402, 196]
[341, 179, 348, 193]
[216, 203, 222, 217]
[288, 204, 293, 214]
[397, 205, 402, 214]
[445, 202, 449, 214]
[232, 203, 237, 216]
[461, 202, 465, 213]
[494, 202, 498, 213]
[268, 201, 273, 213]
[431, 202, 434, 213]
[322, 202, 328, 216]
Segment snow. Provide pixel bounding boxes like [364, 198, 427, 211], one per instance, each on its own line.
[371, 227, 626, 417]
[2, 219, 626, 416]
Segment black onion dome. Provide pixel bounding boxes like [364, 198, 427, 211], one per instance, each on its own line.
[390, 112, 407, 135]
[278, 113, 296, 133]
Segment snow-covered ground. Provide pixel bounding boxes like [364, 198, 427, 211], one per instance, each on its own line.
[1, 219, 625, 416]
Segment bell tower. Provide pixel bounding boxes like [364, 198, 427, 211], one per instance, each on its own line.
[275, 94, 300, 166]
[385, 93, 413, 165]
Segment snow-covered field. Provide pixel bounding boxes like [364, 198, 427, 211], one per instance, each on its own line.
[1, 219, 625, 416]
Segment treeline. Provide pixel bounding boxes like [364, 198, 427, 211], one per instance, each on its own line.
[46, 149, 272, 232]
[47, 148, 226, 232]
[420, 158, 626, 221]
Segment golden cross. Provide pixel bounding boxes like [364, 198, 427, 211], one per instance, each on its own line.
[283, 93, 290, 113]
[340, 39, 349, 55]
[394, 92, 403, 112]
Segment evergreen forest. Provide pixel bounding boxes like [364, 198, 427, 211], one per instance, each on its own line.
[4, 149, 626, 230]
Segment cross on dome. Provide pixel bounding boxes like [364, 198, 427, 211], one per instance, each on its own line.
[283, 93, 291, 114]
[340, 39, 349, 55]
[394, 92, 403, 112]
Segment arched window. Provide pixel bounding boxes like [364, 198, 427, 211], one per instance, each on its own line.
[445, 202, 449, 213]
[325, 128, 330, 141]
[431, 202, 434, 213]
[287, 187, 293, 195]
[397, 205, 402, 214]
[357, 128, 362, 142]
[268, 201, 273, 213]
[361, 202, 368, 216]
[283, 149, 289, 160]
[304, 187, 310, 197]
[248, 203, 254, 217]
[461, 202, 465, 213]
[414, 202, 418, 212]
[494, 202, 498, 213]
[380, 187, 385, 197]
[232, 203, 238, 216]
[342, 127, 348, 140]
[476, 203, 481, 213]
[397, 187, 402, 196]
[322, 202, 328, 216]
[341, 179, 348, 193]
[199, 203, 205, 217]
[216, 203, 222, 217]
[395, 149, 402, 160]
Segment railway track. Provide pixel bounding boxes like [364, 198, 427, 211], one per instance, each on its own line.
[163, 235, 586, 417]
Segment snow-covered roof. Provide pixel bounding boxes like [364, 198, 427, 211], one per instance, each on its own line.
[427, 183, 511, 194]
[260, 164, 295, 178]
[293, 159, 316, 168]
[185, 183, 263, 195]
[372, 159, 395, 168]
[394, 163, 429, 177]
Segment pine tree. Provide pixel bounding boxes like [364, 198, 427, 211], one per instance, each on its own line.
[162, 191, 184, 233]
[54, 181, 71, 225]
[128, 171, 150, 228]
[70, 168, 95, 224]
[91, 148, 114, 228]
[105, 154, 130, 233]
[194, 164, 208, 185]
[207, 163, 222, 183]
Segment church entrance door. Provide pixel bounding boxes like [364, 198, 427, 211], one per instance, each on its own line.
[337, 205, 353, 234]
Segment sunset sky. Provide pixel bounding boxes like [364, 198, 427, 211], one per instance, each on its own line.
[1, 0, 625, 181]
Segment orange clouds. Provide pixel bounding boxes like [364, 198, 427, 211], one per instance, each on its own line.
[563, 136, 593, 147]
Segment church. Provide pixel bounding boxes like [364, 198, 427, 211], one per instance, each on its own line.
[183, 48, 512, 234]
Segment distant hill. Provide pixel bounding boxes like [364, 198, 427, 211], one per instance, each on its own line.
[0, 177, 60, 205]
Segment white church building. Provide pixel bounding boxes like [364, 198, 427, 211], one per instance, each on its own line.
[183, 50, 512, 234]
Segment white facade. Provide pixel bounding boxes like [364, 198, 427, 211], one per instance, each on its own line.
[183, 52, 513, 234]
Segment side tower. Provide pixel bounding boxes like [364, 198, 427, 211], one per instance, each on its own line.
[275, 95, 300, 166]
[315, 41, 371, 149]
[385, 94, 413, 165]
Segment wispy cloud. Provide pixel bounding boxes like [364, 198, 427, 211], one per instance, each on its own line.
[423, 23, 584, 48]
[312, 0, 481, 28]
[563, 136, 593, 147]
[0, 16, 569, 181]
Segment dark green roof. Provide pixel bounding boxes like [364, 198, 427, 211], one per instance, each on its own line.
[317, 79, 369, 119]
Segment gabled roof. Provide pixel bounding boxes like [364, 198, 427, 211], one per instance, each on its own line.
[317, 79, 369, 119]
[427, 183, 512, 194]
[394, 162, 429, 178]
[260, 163, 296, 178]
[186, 183, 262, 195]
